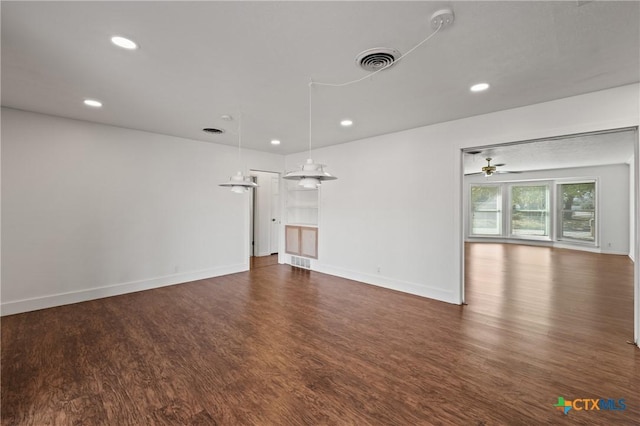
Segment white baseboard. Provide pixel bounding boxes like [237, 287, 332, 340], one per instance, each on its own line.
[467, 238, 631, 256]
[1, 263, 248, 316]
[313, 263, 458, 305]
[599, 249, 631, 256]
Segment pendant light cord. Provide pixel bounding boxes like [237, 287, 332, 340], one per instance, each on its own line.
[238, 112, 243, 169]
[311, 22, 443, 88]
[308, 80, 313, 158]
[238, 111, 244, 176]
[303, 21, 444, 162]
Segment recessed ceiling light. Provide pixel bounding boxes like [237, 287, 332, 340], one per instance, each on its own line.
[271, 139, 281, 145]
[340, 119, 353, 127]
[470, 82, 490, 92]
[111, 36, 138, 50]
[83, 99, 102, 107]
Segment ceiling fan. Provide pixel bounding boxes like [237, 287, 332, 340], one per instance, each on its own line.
[465, 157, 517, 176]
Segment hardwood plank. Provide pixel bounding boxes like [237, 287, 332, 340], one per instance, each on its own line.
[250, 254, 278, 269]
[2, 244, 638, 425]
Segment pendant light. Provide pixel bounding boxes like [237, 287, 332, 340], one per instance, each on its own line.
[283, 81, 337, 189]
[285, 10, 453, 189]
[219, 113, 258, 193]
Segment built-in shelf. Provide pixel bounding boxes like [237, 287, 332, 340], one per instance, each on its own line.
[285, 180, 319, 228]
[285, 180, 320, 263]
[288, 188, 318, 192]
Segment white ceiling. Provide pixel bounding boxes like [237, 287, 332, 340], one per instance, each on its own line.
[2, 1, 639, 156]
[463, 129, 637, 175]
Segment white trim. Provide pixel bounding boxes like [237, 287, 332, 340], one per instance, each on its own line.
[464, 237, 628, 254]
[634, 128, 639, 345]
[313, 264, 457, 305]
[0, 263, 248, 316]
[455, 146, 464, 305]
[244, 185, 252, 260]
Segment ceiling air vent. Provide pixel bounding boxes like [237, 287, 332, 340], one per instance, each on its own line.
[355, 47, 401, 72]
[202, 127, 224, 134]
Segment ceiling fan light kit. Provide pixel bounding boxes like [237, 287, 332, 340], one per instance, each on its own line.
[464, 156, 518, 177]
[482, 157, 497, 176]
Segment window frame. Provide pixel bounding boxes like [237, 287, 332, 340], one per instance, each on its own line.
[556, 179, 598, 247]
[468, 184, 503, 237]
[467, 178, 599, 249]
[507, 181, 552, 241]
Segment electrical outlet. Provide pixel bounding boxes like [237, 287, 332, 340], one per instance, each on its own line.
[377, 266, 381, 273]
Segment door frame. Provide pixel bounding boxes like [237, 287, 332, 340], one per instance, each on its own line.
[248, 169, 281, 259]
[458, 127, 639, 345]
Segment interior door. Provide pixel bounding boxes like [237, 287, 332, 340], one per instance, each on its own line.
[249, 175, 257, 257]
[270, 176, 280, 254]
[251, 170, 280, 257]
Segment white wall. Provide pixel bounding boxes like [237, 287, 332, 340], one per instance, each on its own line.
[285, 84, 639, 305]
[465, 164, 630, 255]
[286, 133, 460, 302]
[1, 108, 283, 315]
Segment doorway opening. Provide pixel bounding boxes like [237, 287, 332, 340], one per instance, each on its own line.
[460, 127, 639, 344]
[249, 170, 280, 269]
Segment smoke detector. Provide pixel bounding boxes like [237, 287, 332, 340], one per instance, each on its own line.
[355, 47, 401, 72]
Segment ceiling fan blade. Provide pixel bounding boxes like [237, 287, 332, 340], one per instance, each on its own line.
[493, 163, 506, 167]
[464, 172, 484, 176]
[494, 170, 522, 174]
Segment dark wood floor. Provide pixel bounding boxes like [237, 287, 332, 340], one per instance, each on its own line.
[2, 243, 638, 425]
[250, 254, 279, 270]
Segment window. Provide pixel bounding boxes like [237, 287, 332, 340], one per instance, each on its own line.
[470, 185, 501, 235]
[510, 184, 550, 237]
[558, 182, 596, 243]
[469, 180, 598, 246]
